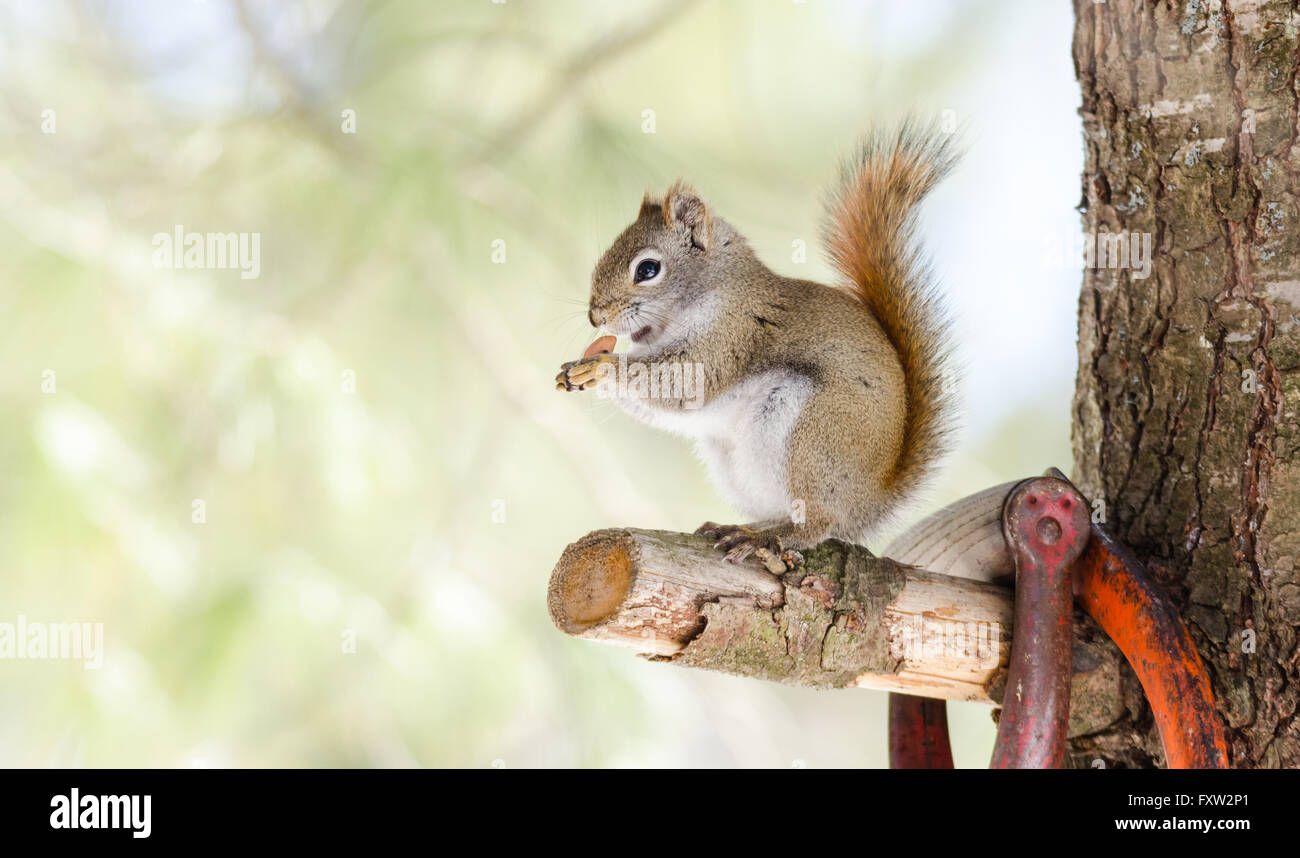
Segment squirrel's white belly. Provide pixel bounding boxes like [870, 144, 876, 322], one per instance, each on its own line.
[621, 369, 813, 520]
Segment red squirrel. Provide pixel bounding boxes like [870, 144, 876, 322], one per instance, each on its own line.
[558, 124, 957, 572]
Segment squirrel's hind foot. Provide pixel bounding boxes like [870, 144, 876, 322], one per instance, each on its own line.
[694, 522, 804, 574]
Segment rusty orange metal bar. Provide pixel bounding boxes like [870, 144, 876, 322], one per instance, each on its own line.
[1071, 525, 1229, 768]
[1044, 467, 1228, 769]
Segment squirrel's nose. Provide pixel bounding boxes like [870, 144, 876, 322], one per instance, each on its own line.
[588, 307, 604, 327]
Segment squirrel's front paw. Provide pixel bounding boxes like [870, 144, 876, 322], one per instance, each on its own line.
[695, 522, 803, 574]
[555, 353, 618, 392]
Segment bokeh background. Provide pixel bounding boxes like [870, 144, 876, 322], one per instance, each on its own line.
[1, 0, 1084, 767]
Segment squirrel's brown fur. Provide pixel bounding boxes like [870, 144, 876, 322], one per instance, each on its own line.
[558, 122, 957, 565]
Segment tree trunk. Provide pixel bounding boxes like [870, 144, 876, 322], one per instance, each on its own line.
[1071, 0, 1300, 768]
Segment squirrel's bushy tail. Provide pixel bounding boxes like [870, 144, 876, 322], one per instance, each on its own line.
[822, 121, 958, 506]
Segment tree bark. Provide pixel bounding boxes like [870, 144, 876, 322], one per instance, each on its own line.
[1072, 0, 1300, 768]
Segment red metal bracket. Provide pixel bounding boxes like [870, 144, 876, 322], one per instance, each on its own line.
[989, 477, 1090, 768]
[888, 469, 1228, 769]
[888, 693, 954, 769]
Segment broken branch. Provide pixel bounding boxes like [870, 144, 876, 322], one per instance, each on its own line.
[548, 527, 1128, 736]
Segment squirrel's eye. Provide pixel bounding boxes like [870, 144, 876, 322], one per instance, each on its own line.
[634, 259, 661, 283]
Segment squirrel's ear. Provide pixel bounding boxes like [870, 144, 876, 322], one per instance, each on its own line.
[637, 191, 662, 221]
[664, 180, 710, 251]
